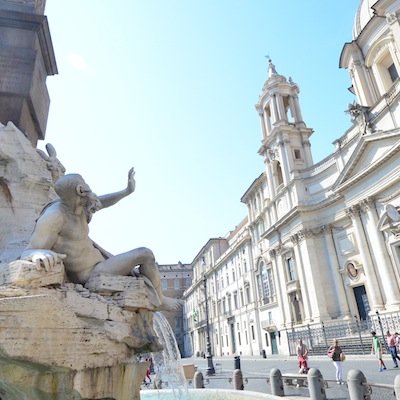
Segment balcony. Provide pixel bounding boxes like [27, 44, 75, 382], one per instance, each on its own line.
[261, 319, 276, 332]
[286, 279, 300, 293]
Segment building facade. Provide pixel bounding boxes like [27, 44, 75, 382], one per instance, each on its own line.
[183, 0, 400, 357]
[159, 262, 192, 355]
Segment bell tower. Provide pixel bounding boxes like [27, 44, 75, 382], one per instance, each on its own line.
[255, 60, 313, 199]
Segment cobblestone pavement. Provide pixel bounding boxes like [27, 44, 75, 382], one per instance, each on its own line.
[175, 354, 400, 399]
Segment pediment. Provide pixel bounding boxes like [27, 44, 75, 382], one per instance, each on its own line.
[332, 130, 400, 191]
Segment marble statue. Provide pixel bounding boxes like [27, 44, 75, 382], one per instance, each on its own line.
[0, 124, 175, 399]
[21, 168, 182, 312]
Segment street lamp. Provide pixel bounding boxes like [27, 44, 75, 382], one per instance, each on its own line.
[203, 274, 215, 375]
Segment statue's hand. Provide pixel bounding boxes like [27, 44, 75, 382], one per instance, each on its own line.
[23, 249, 67, 272]
[127, 167, 136, 193]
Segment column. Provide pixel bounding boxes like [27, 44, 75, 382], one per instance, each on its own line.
[277, 138, 291, 185]
[291, 234, 312, 322]
[293, 94, 304, 125]
[288, 95, 298, 123]
[265, 158, 276, 197]
[361, 199, 400, 308]
[323, 225, 351, 318]
[259, 112, 267, 140]
[351, 61, 378, 106]
[298, 230, 330, 321]
[269, 248, 288, 324]
[388, 13, 400, 70]
[271, 94, 280, 124]
[346, 206, 384, 310]
[263, 108, 272, 136]
[276, 94, 287, 122]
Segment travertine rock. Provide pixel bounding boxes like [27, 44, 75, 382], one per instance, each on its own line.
[0, 259, 66, 286]
[0, 262, 162, 400]
[0, 122, 55, 264]
[0, 124, 164, 399]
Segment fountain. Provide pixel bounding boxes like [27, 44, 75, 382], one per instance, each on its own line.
[144, 313, 294, 400]
[0, 4, 299, 398]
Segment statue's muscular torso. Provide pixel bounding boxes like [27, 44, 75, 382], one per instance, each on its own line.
[32, 202, 105, 284]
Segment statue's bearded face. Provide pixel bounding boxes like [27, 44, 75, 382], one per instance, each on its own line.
[81, 188, 101, 222]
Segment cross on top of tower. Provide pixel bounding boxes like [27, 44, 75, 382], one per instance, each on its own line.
[265, 55, 278, 77]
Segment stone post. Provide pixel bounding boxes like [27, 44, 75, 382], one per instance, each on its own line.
[307, 368, 326, 400]
[233, 369, 244, 390]
[193, 371, 204, 389]
[347, 369, 370, 400]
[270, 368, 284, 396]
[394, 374, 400, 400]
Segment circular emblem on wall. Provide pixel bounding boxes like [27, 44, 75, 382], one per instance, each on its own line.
[346, 262, 358, 279]
[386, 204, 400, 222]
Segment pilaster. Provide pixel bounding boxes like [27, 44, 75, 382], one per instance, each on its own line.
[346, 205, 384, 311]
[361, 198, 400, 309]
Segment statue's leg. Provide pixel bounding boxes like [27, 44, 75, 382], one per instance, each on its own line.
[91, 247, 182, 311]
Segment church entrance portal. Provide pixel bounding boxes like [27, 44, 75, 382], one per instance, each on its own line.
[353, 285, 370, 320]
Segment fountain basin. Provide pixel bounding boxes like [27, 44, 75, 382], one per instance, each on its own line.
[141, 388, 303, 399]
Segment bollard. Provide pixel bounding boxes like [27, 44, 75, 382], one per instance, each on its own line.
[395, 374, 400, 400]
[347, 369, 370, 400]
[234, 355, 241, 370]
[270, 368, 284, 396]
[307, 368, 327, 400]
[233, 369, 244, 390]
[193, 371, 204, 388]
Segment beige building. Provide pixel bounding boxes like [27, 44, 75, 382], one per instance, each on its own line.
[183, 0, 400, 357]
[159, 262, 192, 355]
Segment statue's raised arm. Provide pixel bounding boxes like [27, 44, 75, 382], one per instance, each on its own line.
[98, 167, 136, 209]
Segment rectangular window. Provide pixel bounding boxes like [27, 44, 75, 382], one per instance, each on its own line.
[287, 257, 296, 281]
[162, 280, 168, 290]
[174, 279, 180, 290]
[251, 325, 255, 341]
[389, 63, 399, 83]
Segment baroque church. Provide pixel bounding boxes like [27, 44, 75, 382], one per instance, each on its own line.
[183, 0, 400, 357]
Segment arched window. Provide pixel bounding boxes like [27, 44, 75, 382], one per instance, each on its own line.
[366, 38, 400, 96]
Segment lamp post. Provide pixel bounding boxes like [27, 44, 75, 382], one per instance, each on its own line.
[203, 274, 215, 375]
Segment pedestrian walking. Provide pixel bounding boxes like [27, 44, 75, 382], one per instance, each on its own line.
[386, 331, 400, 368]
[371, 331, 386, 372]
[395, 332, 400, 354]
[296, 339, 309, 371]
[327, 338, 344, 384]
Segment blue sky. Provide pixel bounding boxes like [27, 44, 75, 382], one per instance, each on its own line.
[42, 0, 360, 263]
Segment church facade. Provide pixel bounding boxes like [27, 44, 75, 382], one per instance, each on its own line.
[183, 0, 400, 357]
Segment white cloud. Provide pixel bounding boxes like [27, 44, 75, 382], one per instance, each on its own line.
[68, 53, 88, 70]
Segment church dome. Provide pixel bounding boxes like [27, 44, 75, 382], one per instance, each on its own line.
[352, 0, 378, 39]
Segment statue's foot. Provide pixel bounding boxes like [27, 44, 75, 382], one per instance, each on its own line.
[158, 296, 184, 311]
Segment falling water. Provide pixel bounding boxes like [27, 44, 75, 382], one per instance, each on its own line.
[152, 312, 191, 399]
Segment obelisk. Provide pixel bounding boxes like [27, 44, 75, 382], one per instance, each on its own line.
[0, 0, 57, 146]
